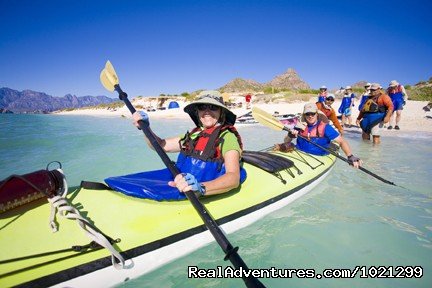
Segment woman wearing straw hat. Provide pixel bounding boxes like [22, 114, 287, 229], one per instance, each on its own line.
[132, 90, 246, 199]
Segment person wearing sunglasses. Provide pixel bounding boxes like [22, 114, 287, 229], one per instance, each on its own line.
[277, 103, 362, 168]
[132, 90, 246, 200]
[315, 94, 344, 135]
[356, 83, 393, 144]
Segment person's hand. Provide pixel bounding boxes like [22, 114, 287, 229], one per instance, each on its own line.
[347, 155, 362, 168]
[383, 116, 390, 124]
[289, 129, 299, 137]
[132, 111, 149, 128]
[356, 119, 361, 126]
[294, 121, 306, 131]
[168, 173, 205, 196]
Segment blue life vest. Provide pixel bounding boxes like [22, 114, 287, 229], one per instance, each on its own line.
[105, 125, 247, 201]
[338, 94, 354, 114]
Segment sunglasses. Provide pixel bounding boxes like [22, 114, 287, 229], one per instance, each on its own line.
[197, 104, 220, 111]
[304, 112, 317, 117]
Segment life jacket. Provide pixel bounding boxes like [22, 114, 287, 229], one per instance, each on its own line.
[105, 125, 247, 201]
[361, 95, 387, 114]
[359, 95, 387, 134]
[296, 121, 330, 156]
[316, 102, 332, 118]
[387, 85, 404, 99]
[179, 125, 243, 162]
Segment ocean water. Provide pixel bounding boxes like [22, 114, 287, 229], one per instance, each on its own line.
[1, 114, 431, 287]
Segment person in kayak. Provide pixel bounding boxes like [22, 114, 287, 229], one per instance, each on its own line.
[358, 83, 371, 111]
[356, 83, 393, 144]
[132, 90, 246, 198]
[386, 80, 408, 130]
[275, 103, 362, 168]
[315, 94, 344, 135]
[317, 85, 328, 103]
[338, 86, 356, 128]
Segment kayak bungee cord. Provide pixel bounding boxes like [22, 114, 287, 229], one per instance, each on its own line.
[0, 162, 126, 270]
[100, 60, 266, 288]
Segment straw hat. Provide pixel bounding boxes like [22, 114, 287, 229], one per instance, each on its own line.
[184, 90, 237, 126]
[300, 103, 329, 123]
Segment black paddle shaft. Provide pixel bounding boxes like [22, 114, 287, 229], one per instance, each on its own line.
[282, 127, 397, 187]
[114, 85, 265, 288]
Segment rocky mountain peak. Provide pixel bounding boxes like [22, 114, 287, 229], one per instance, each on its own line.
[265, 68, 310, 90]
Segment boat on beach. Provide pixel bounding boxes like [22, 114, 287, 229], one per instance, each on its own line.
[236, 111, 300, 127]
[0, 149, 336, 287]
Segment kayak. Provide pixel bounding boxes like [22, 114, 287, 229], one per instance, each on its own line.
[0, 149, 336, 287]
[236, 112, 300, 126]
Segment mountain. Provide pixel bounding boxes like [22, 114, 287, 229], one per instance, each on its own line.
[219, 78, 263, 93]
[0, 87, 116, 113]
[265, 68, 310, 90]
[219, 68, 310, 93]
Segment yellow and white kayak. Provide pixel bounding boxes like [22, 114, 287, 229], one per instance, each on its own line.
[0, 149, 336, 287]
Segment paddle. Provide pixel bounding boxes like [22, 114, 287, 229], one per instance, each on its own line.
[100, 61, 265, 288]
[252, 106, 399, 187]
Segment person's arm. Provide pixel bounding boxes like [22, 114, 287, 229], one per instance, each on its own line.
[329, 109, 344, 134]
[401, 85, 408, 102]
[382, 95, 394, 124]
[333, 135, 362, 168]
[356, 111, 364, 126]
[132, 111, 181, 152]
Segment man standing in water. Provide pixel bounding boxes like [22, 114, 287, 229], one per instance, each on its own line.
[356, 83, 393, 144]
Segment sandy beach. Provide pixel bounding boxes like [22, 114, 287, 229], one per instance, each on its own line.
[55, 98, 432, 134]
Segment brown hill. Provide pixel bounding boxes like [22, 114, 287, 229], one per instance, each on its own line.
[265, 68, 310, 90]
[219, 68, 310, 93]
[220, 78, 263, 93]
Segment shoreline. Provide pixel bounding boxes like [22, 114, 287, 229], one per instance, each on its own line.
[54, 99, 432, 133]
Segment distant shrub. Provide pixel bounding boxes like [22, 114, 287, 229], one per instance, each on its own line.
[299, 89, 319, 94]
[407, 86, 432, 101]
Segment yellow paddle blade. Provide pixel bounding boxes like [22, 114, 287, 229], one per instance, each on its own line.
[99, 60, 120, 92]
[100, 69, 115, 92]
[252, 106, 285, 131]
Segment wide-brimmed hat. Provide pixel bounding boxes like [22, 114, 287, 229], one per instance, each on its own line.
[369, 83, 382, 90]
[345, 85, 352, 90]
[301, 103, 329, 123]
[389, 80, 399, 87]
[319, 85, 327, 90]
[184, 90, 236, 126]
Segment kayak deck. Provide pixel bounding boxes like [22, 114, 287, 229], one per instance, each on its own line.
[0, 150, 335, 287]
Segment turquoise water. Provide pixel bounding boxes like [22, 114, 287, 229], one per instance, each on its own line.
[1, 114, 431, 287]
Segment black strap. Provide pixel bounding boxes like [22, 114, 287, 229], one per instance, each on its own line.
[80, 181, 112, 190]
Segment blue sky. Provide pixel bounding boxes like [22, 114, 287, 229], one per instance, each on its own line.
[1, 0, 431, 98]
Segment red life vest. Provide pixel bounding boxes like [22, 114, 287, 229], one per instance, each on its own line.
[299, 121, 326, 140]
[180, 125, 243, 162]
[387, 85, 404, 95]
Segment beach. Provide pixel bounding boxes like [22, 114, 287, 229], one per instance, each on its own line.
[55, 98, 432, 134]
